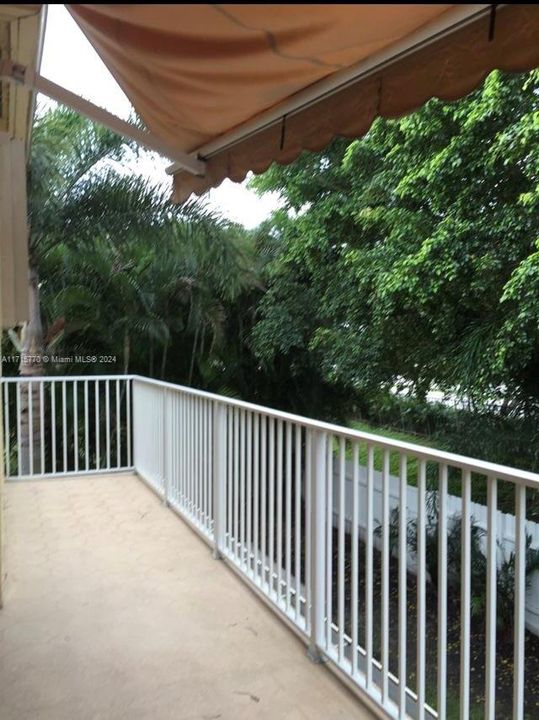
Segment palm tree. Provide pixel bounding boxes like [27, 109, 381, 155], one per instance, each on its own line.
[147, 213, 259, 383]
[11, 107, 170, 473]
[8, 106, 261, 473]
[42, 201, 259, 383]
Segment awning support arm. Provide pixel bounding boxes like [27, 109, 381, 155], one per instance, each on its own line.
[0, 60, 205, 176]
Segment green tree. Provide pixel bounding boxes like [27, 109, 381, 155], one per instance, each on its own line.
[41, 206, 258, 384]
[250, 70, 539, 421]
[10, 107, 246, 470]
[14, 106, 170, 374]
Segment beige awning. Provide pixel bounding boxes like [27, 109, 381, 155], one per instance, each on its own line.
[67, 4, 539, 203]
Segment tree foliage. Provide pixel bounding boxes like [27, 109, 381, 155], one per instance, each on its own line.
[9, 106, 258, 389]
[7, 71, 539, 468]
[250, 70, 539, 418]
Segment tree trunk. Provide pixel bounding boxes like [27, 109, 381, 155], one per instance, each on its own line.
[188, 326, 199, 387]
[123, 328, 130, 375]
[18, 266, 45, 475]
[160, 339, 169, 380]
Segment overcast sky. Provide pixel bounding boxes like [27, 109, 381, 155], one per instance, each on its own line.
[39, 5, 282, 229]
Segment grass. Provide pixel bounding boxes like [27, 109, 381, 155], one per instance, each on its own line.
[440, 689, 486, 720]
[346, 419, 443, 488]
[344, 418, 533, 515]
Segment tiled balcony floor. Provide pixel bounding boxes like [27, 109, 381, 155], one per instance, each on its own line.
[0, 474, 373, 720]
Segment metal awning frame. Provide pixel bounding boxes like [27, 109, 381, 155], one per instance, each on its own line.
[0, 58, 206, 176]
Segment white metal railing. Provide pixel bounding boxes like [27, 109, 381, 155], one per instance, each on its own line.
[131, 376, 539, 720]
[2, 375, 132, 479]
[4, 373, 539, 720]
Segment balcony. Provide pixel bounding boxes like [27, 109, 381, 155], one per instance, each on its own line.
[1, 472, 367, 720]
[2, 374, 539, 719]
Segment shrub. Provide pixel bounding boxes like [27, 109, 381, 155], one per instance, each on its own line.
[376, 488, 539, 630]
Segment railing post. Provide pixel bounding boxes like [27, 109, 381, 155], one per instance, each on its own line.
[162, 388, 169, 506]
[212, 402, 227, 559]
[308, 429, 327, 663]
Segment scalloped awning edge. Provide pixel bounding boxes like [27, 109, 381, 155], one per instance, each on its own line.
[172, 5, 539, 204]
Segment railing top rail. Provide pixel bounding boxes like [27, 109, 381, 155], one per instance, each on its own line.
[4, 373, 537, 488]
[1, 374, 131, 383]
[131, 374, 539, 489]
